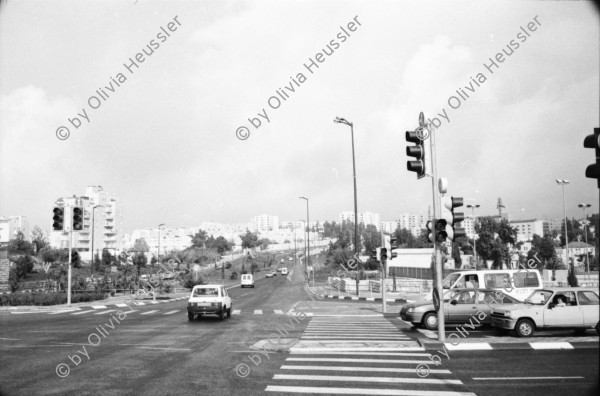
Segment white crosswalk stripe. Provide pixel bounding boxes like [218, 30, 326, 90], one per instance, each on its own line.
[140, 310, 159, 315]
[163, 310, 180, 315]
[254, 310, 263, 315]
[265, 315, 477, 395]
[274, 310, 284, 314]
[232, 310, 241, 315]
[93, 310, 116, 315]
[72, 310, 97, 315]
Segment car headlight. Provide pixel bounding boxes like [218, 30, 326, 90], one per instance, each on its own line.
[407, 308, 414, 313]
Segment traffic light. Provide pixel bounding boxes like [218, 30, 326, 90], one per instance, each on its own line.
[440, 196, 466, 241]
[406, 129, 426, 179]
[584, 128, 600, 188]
[426, 220, 435, 242]
[389, 236, 398, 259]
[380, 248, 388, 260]
[52, 207, 64, 231]
[72, 207, 83, 231]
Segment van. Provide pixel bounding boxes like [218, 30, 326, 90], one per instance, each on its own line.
[425, 269, 543, 302]
[281, 268, 288, 275]
[241, 274, 254, 288]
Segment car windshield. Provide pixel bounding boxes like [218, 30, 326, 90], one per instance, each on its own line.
[194, 288, 218, 296]
[524, 290, 553, 305]
[442, 273, 461, 289]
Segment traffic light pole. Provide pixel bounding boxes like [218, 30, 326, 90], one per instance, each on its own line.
[381, 231, 387, 314]
[67, 208, 73, 307]
[428, 123, 446, 341]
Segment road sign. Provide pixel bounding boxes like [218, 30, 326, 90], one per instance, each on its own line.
[432, 288, 440, 311]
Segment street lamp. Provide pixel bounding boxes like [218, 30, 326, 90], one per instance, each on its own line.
[299, 197, 314, 287]
[158, 223, 165, 264]
[334, 116, 359, 265]
[466, 204, 480, 268]
[556, 179, 571, 273]
[90, 204, 103, 270]
[578, 203, 592, 273]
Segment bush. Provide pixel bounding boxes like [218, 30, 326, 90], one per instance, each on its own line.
[182, 273, 205, 289]
[0, 291, 107, 306]
[230, 271, 238, 280]
[225, 262, 231, 269]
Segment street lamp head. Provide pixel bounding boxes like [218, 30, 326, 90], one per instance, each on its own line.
[334, 117, 352, 126]
[579, 203, 592, 208]
[555, 179, 570, 185]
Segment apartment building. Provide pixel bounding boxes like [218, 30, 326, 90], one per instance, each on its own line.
[0, 216, 30, 244]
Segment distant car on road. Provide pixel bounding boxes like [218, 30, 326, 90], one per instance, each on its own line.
[266, 272, 274, 278]
[187, 284, 232, 321]
[281, 268, 288, 275]
[490, 287, 600, 337]
[399, 288, 520, 330]
[288, 257, 293, 261]
[276, 268, 282, 272]
[241, 274, 254, 288]
[139, 275, 149, 282]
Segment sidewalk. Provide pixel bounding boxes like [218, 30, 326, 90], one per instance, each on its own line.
[307, 282, 424, 303]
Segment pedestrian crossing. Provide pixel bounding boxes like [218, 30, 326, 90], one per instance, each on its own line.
[42, 308, 296, 317]
[265, 316, 478, 395]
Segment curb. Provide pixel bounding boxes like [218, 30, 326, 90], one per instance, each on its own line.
[419, 338, 599, 350]
[322, 294, 407, 303]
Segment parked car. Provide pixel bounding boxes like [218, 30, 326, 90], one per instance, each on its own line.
[139, 275, 149, 282]
[490, 287, 600, 337]
[281, 267, 288, 275]
[241, 274, 254, 288]
[266, 272, 274, 278]
[400, 288, 520, 330]
[187, 284, 232, 321]
[276, 268, 282, 272]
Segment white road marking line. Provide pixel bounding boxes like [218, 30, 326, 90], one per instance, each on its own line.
[71, 310, 97, 315]
[290, 351, 429, 356]
[272, 374, 463, 385]
[287, 357, 435, 364]
[473, 376, 584, 380]
[137, 302, 146, 306]
[115, 303, 129, 307]
[48, 310, 78, 314]
[254, 310, 263, 315]
[529, 342, 574, 350]
[0, 337, 20, 340]
[274, 310, 284, 314]
[163, 310, 180, 315]
[445, 343, 493, 351]
[91, 305, 107, 309]
[140, 310, 159, 315]
[232, 310, 241, 315]
[265, 385, 477, 395]
[135, 346, 191, 351]
[93, 310, 116, 315]
[280, 365, 452, 374]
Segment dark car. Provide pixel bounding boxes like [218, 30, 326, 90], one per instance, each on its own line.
[399, 288, 520, 330]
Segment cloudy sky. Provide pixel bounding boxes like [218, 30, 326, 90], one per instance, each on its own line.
[1, 0, 598, 234]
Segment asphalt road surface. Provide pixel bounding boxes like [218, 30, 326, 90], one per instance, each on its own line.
[1, 264, 598, 396]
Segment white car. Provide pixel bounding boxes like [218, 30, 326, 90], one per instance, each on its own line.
[241, 274, 254, 288]
[281, 268, 288, 275]
[187, 284, 232, 320]
[491, 287, 599, 337]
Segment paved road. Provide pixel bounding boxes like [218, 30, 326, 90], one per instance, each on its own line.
[1, 264, 598, 396]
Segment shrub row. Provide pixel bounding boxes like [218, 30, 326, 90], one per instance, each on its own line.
[0, 292, 107, 306]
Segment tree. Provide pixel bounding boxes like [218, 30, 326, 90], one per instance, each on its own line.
[240, 231, 259, 249]
[189, 230, 208, 249]
[38, 247, 64, 264]
[205, 236, 232, 254]
[30, 226, 49, 253]
[101, 249, 114, 269]
[70, 250, 82, 268]
[132, 238, 150, 252]
[132, 252, 147, 274]
[7, 231, 34, 255]
[361, 224, 380, 254]
[475, 217, 514, 269]
[257, 238, 271, 251]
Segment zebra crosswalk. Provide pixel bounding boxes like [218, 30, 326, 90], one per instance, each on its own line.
[52, 308, 294, 317]
[265, 315, 477, 395]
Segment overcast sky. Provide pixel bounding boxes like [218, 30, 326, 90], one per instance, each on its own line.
[1, 0, 598, 234]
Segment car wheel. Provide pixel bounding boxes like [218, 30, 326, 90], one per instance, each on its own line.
[423, 312, 438, 330]
[227, 308, 231, 318]
[411, 322, 420, 328]
[219, 309, 225, 320]
[574, 328, 587, 335]
[188, 312, 194, 321]
[515, 319, 535, 337]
